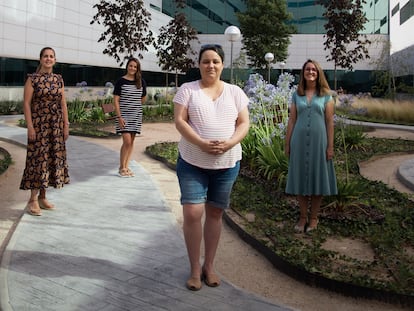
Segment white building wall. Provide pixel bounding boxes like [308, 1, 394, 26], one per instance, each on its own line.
[0, 0, 389, 75]
[195, 34, 388, 71]
[0, 0, 171, 71]
[389, 0, 414, 54]
[389, 0, 414, 76]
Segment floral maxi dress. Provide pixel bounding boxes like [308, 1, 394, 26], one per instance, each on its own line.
[20, 73, 70, 190]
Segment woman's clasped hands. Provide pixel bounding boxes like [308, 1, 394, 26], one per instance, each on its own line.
[202, 139, 228, 155]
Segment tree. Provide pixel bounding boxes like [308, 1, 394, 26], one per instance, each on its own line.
[370, 38, 395, 98]
[319, 0, 371, 90]
[90, 0, 154, 66]
[154, 0, 198, 87]
[236, 0, 295, 69]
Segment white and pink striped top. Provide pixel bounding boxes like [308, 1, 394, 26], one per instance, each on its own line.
[174, 80, 249, 169]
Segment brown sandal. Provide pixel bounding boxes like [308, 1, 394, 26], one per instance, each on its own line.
[27, 200, 42, 216]
[38, 197, 55, 210]
[186, 276, 202, 291]
[126, 168, 135, 177]
[118, 168, 131, 178]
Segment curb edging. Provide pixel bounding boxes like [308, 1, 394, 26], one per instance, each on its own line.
[223, 210, 414, 308]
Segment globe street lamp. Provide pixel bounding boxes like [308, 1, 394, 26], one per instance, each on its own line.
[224, 25, 241, 83]
[279, 61, 286, 74]
[264, 52, 274, 83]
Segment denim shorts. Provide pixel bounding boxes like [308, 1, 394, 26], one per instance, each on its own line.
[176, 156, 240, 209]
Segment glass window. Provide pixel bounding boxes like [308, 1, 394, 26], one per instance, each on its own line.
[392, 3, 400, 16]
[400, 0, 413, 25]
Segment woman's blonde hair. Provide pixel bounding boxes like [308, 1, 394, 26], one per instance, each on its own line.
[297, 59, 331, 96]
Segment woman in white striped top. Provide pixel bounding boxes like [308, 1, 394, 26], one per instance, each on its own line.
[113, 58, 147, 177]
[174, 44, 250, 291]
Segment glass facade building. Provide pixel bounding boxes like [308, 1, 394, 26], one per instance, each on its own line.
[287, 1, 326, 34]
[162, 0, 246, 34]
[0, 1, 394, 92]
[162, 0, 389, 35]
[159, 0, 390, 92]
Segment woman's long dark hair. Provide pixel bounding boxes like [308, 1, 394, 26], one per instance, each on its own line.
[36, 47, 55, 73]
[126, 57, 142, 88]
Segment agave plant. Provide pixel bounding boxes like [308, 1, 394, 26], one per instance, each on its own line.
[323, 178, 366, 214]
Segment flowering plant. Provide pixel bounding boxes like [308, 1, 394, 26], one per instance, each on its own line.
[242, 73, 296, 187]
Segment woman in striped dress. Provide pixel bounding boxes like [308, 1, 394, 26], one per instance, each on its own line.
[113, 57, 147, 177]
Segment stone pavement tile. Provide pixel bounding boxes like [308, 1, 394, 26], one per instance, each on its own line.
[0, 122, 290, 311]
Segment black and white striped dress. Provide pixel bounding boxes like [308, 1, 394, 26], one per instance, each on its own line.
[113, 77, 147, 134]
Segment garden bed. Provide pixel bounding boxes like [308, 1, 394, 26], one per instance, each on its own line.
[145, 137, 414, 308]
[223, 207, 414, 307]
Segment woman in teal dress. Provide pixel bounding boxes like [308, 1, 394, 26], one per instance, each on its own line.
[285, 59, 337, 233]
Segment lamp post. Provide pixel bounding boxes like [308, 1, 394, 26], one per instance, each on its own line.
[264, 52, 274, 83]
[279, 61, 286, 74]
[224, 25, 241, 83]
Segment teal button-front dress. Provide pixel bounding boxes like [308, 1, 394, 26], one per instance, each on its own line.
[285, 91, 338, 196]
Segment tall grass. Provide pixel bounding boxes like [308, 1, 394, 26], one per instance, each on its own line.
[350, 97, 414, 125]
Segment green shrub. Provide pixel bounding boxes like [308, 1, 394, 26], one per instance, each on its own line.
[0, 100, 23, 114]
[255, 135, 288, 189]
[335, 123, 367, 151]
[0, 147, 13, 175]
[89, 106, 106, 123]
[67, 99, 89, 123]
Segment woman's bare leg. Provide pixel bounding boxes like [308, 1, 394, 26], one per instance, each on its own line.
[202, 204, 224, 274]
[183, 203, 204, 278]
[27, 189, 41, 215]
[119, 133, 133, 174]
[296, 195, 310, 228]
[125, 133, 136, 173]
[309, 195, 322, 229]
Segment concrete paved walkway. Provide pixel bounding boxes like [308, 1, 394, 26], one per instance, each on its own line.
[1, 116, 413, 311]
[341, 118, 414, 191]
[0, 121, 290, 311]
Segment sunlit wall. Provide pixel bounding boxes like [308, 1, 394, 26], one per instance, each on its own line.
[389, 0, 414, 77]
[0, 0, 169, 71]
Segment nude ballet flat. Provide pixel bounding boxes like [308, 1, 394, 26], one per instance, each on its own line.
[202, 269, 221, 287]
[186, 276, 202, 291]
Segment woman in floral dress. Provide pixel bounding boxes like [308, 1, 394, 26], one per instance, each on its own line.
[20, 47, 70, 216]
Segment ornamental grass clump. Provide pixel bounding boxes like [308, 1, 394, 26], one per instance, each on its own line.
[242, 73, 296, 188]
